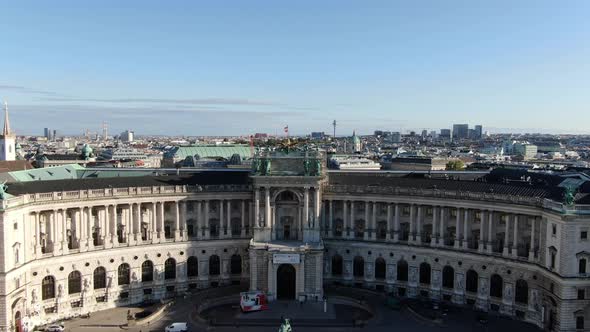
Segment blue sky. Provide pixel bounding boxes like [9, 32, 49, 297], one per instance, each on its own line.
[1, 1, 589, 136]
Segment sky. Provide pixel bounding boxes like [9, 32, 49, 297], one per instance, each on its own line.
[1, 0, 589, 136]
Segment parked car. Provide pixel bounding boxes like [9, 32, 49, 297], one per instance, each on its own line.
[165, 322, 188, 332]
[45, 325, 64, 332]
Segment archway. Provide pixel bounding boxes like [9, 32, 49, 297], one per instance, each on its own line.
[277, 264, 296, 300]
[14, 311, 21, 332]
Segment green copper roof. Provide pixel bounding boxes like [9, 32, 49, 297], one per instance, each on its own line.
[166, 145, 253, 160]
[7, 164, 84, 182]
[76, 169, 155, 179]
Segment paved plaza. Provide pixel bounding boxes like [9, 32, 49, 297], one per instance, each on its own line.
[56, 287, 542, 332]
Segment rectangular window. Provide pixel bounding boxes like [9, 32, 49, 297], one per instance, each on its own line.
[550, 253, 556, 269]
[13, 223, 17, 230]
[552, 224, 557, 236]
[119, 292, 129, 299]
[550, 283, 555, 293]
[582, 231, 588, 240]
[578, 289, 585, 300]
[143, 288, 152, 295]
[576, 316, 584, 330]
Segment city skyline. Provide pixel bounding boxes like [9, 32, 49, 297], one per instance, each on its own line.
[2, 1, 590, 135]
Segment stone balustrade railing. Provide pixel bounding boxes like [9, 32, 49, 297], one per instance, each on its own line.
[324, 184, 590, 215]
[2, 184, 253, 209]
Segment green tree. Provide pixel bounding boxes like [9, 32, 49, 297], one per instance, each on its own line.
[445, 160, 465, 171]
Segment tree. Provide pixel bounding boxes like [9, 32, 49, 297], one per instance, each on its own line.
[445, 160, 465, 171]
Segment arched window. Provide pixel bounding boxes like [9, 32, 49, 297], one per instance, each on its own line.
[209, 255, 220, 276]
[442, 266, 454, 289]
[118, 264, 130, 285]
[580, 259, 587, 274]
[375, 257, 386, 280]
[466, 270, 478, 293]
[142, 260, 154, 283]
[68, 271, 82, 294]
[490, 274, 503, 298]
[397, 260, 408, 282]
[419, 262, 431, 285]
[93, 267, 106, 289]
[165, 258, 176, 280]
[353, 256, 364, 278]
[332, 255, 343, 276]
[515, 279, 528, 304]
[231, 255, 242, 275]
[187, 256, 198, 277]
[42, 276, 55, 300]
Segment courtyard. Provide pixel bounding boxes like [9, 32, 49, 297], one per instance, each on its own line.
[55, 286, 542, 332]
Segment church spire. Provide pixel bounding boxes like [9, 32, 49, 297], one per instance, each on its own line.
[2, 101, 11, 137]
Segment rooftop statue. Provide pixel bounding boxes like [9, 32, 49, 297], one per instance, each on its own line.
[314, 159, 322, 176]
[564, 186, 576, 206]
[0, 181, 7, 200]
[251, 158, 261, 175]
[263, 158, 272, 175]
[303, 158, 311, 176]
[278, 138, 298, 154]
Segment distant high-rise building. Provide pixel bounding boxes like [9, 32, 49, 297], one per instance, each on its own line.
[440, 129, 451, 139]
[44, 127, 53, 140]
[374, 130, 383, 137]
[311, 132, 325, 139]
[120, 130, 135, 142]
[421, 130, 428, 139]
[474, 125, 483, 139]
[52, 129, 58, 140]
[391, 132, 401, 143]
[452, 124, 469, 139]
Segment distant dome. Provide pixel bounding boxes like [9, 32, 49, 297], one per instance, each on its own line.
[15, 142, 21, 150]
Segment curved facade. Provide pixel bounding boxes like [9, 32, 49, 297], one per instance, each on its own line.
[2, 155, 590, 331]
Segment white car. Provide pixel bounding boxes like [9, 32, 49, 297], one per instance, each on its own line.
[45, 325, 64, 332]
[165, 322, 188, 332]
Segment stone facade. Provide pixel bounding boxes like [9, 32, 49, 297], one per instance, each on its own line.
[0, 162, 589, 331]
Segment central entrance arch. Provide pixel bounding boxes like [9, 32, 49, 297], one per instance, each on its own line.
[277, 264, 296, 300]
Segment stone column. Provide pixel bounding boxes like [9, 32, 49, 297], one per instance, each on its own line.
[349, 201, 355, 239]
[342, 201, 348, 237]
[416, 205, 423, 243]
[181, 201, 188, 240]
[439, 207, 445, 246]
[126, 204, 134, 246]
[150, 203, 156, 242]
[393, 203, 400, 242]
[86, 207, 94, 251]
[197, 201, 203, 239]
[204, 200, 210, 239]
[503, 215, 510, 256]
[386, 203, 392, 241]
[409, 204, 415, 242]
[313, 187, 322, 230]
[265, 188, 271, 228]
[101, 206, 109, 247]
[528, 217, 536, 261]
[240, 200, 246, 237]
[431, 206, 438, 246]
[478, 210, 486, 252]
[462, 209, 469, 249]
[303, 187, 310, 229]
[34, 212, 42, 257]
[254, 189, 260, 228]
[133, 203, 141, 244]
[487, 211, 494, 253]
[219, 199, 224, 238]
[328, 200, 334, 237]
[454, 208, 461, 249]
[174, 201, 181, 241]
[511, 215, 519, 257]
[158, 202, 165, 242]
[364, 201, 370, 240]
[112, 204, 119, 247]
[61, 209, 68, 254]
[371, 202, 377, 240]
[226, 200, 232, 237]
